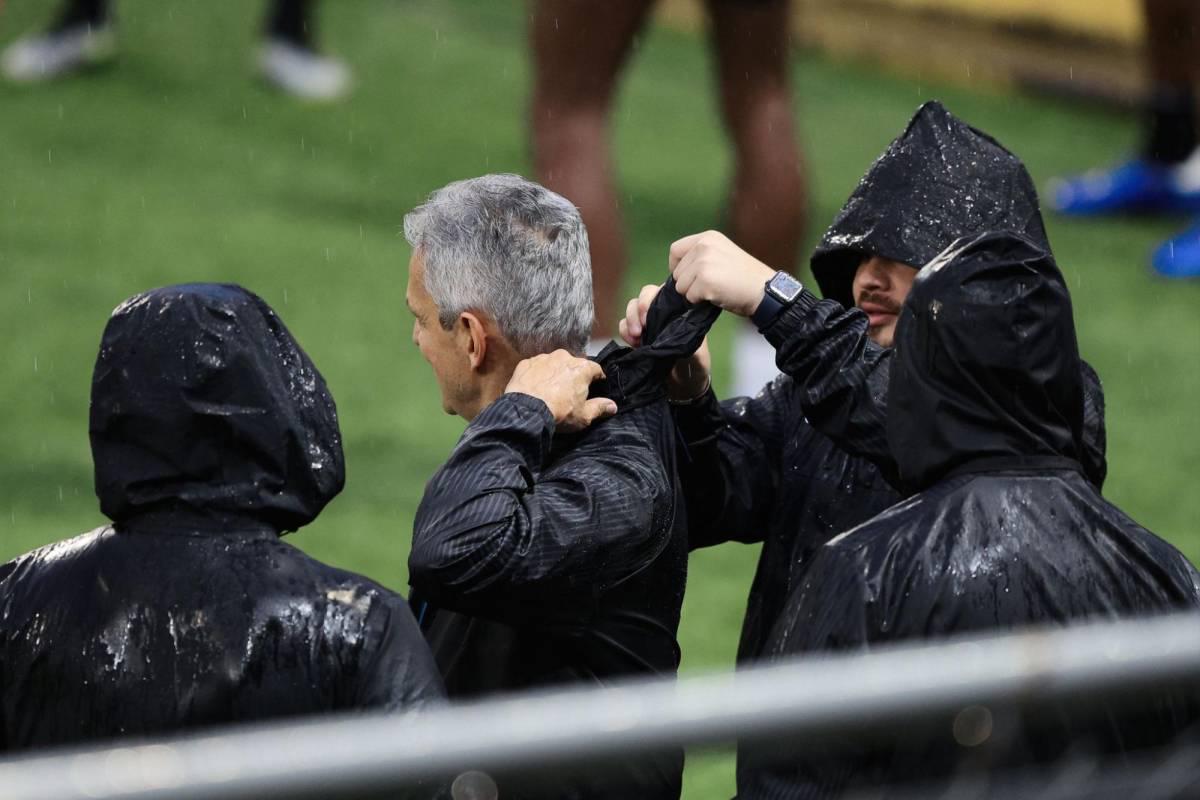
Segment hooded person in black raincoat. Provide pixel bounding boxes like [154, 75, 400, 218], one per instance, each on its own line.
[738, 230, 1200, 799]
[619, 101, 1108, 674]
[404, 175, 720, 800]
[0, 284, 445, 756]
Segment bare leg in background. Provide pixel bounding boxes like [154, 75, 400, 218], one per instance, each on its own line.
[709, 0, 805, 274]
[532, 0, 807, 360]
[531, 0, 657, 341]
[710, 0, 805, 394]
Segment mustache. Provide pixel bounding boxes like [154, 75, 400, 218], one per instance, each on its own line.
[857, 291, 902, 315]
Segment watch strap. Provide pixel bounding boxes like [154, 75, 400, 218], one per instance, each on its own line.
[751, 290, 787, 331]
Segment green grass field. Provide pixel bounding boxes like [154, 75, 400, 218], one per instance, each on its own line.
[1, 1, 1199, 796]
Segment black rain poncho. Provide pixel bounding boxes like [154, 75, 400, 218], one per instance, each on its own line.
[674, 101, 1105, 676]
[408, 281, 720, 800]
[740, 232, 1200, 799]
[0, 284, 444, 755]
[801, 100, 1108, 489]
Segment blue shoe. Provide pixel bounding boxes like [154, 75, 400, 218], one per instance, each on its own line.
[1152, 221, 1200, 278]
[1048, 159, 1180, 216]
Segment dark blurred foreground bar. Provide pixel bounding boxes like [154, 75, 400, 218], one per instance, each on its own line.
[4, 612, 1200, 800]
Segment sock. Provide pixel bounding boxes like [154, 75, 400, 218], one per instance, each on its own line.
[1143, 85, 1198, 165]
[265, 0, 315, 49]
[53, 0, 109, 30]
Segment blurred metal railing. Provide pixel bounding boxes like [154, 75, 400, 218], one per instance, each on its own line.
[3, 612, 1200, 800]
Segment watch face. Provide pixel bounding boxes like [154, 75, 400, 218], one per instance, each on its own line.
[768, 271, 804, 303]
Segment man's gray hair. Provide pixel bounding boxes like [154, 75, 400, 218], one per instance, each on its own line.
[403, 174, 594, 356]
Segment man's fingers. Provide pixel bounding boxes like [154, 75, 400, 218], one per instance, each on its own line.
[637, 284, 660, 310]
[668, 232, 708, 271]
[557, 397, 617, 432]
[624, 296, 643, 339]
[618, 318, 636, 346]
[672, 250, 697, 295]
[637, 284, 659, 327]
[582, 397, 618, 423]
[579, 359, 606, 384]
[674, 251, 712, 305]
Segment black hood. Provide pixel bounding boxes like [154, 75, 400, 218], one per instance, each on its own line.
[811, 101, 1049, 306]
[591, 277, 721, 408]
[888, 231, 1084, 491]
[89, 284, 344, 532]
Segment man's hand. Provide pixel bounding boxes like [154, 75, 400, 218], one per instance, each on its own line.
[669, 230, 776, 317]
[505, 350, 618, 432]
[619, 284, 713, 403]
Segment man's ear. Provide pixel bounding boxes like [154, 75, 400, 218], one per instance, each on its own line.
[458, 311, 489, 370]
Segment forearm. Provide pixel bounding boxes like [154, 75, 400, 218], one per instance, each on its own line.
[761, 290, 899, 483]
[409, 393, 556, 608]
[674, 388, 778, 548]
[410, 394, 665, 622]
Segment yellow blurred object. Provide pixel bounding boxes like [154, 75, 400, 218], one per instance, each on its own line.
[657, 0, 1146, 104]
[860, 0, 1142, 45]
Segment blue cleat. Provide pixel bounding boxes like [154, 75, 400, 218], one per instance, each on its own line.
[1048, 157, 1200, 216]
[1050, 159, 1173, 215]
[1152, 221, 1200, 278]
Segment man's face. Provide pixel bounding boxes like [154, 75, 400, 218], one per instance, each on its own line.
[852, 255, 917, 348]
[406, 251, 477, 417]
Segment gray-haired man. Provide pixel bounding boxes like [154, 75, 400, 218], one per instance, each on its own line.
[403, 174, 711, 799]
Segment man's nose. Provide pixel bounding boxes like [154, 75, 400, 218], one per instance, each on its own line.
[411, 321, 420, 346]
[860, 257, 890, 288]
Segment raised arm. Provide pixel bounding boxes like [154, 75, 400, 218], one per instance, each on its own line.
[759, 293, 896, 477]
[665, 231, 899, 480]
[666, 231, 1109, 490]
[672, 379, 792, 548]
[409, 355, 668, 626]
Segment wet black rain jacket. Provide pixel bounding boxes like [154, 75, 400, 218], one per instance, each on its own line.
[409, 282, 720, 800]
[675, 100, 1106, 670]
[0, 284, 444, 755]
[741, 232, 1200, 799]
[801, 99, 1108, 490]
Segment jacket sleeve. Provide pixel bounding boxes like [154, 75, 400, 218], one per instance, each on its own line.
[741, 545, 873, 799]
[671, 377, 793, 549]
[353, 593, 447, 714]
[760, 289, 900, 485]
[760, 289, 1110, 491]
[0, 560, 11, 753]
[409, 392, 671, 625]
[1079, 361, 1108, 491]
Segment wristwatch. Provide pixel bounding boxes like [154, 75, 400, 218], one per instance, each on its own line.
[751, 271, 804, 331]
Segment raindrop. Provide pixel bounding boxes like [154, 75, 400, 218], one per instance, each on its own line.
[952, 705, 993, 747]
[451, 770, 499, 799]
